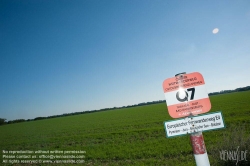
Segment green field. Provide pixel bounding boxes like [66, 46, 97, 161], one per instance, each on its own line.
[1, 91, 250, 166]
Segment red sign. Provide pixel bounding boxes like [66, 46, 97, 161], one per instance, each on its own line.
[162, 72, 211, 118]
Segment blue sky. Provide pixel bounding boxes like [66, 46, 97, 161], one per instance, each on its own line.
[1, 0, 250, 120]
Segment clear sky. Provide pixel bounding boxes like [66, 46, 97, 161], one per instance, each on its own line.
[1, 0, 250, 121]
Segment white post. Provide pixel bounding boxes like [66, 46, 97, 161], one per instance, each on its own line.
[175, 72, 210, 166]
[190, 131, 210, 166]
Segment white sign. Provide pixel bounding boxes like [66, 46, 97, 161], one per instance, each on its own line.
[164, 112, 225, 137]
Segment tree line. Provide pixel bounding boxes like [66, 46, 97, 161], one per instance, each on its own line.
[1, 85, 249, 126]
[208, 86, 250, 96]
[0, 100, 165, 125]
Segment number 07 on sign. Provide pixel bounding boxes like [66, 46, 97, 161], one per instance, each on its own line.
[162, 72, 211, 118]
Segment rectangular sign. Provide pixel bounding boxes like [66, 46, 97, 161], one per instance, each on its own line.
[163, 111, 225, 138]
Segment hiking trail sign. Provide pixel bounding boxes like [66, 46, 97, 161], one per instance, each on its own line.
[162, 72, 211, 118]
[163, 111, 225, 137]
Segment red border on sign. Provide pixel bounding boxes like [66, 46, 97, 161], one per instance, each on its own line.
[163, 72, 205, 93]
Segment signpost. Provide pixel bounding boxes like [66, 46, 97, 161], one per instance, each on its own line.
[162, 72, 211, 118]
[162, 72, 225, 166]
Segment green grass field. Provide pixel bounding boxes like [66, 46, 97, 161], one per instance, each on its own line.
[1, 91, 250, 166]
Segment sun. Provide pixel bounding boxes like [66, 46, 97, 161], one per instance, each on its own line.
[212, 28, 219, 34]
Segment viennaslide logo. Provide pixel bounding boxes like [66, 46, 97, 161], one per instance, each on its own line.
[220, 146, 248, 165]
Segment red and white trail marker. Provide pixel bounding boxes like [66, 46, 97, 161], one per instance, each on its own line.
[162, 72, 211, 118]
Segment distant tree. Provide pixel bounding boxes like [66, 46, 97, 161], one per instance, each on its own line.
[0, 118, 7, 125]
[7, 119, 26, 124]
[34, 117, 47, 120]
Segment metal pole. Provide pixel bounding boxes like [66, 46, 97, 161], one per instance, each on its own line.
[190, 131, 210, 166]
[175, 72, 210, 166]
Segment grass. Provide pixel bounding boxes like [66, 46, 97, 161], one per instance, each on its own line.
[0, 91, 250, 165]
[209, 123, 250, 166]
